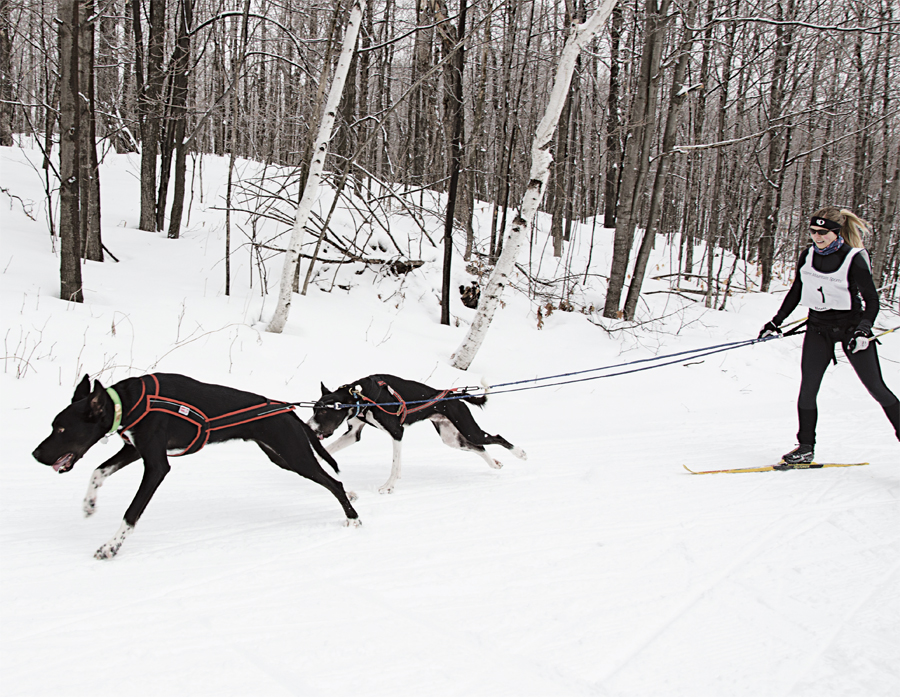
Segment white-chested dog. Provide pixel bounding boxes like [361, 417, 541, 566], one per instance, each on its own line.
[308, 374, 526, 494]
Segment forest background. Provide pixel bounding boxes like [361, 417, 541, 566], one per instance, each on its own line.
[0, 0, 898, 322]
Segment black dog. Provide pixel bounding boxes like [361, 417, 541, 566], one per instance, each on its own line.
[308, 375, 526, 494]
[32, 373, 360, 559]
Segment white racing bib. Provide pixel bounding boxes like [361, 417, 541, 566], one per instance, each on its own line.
[799, 247, 867, 311]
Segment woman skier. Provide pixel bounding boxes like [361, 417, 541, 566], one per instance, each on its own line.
[758, 206, 899, 464]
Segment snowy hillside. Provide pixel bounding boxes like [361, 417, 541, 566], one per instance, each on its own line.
[1, 144, 898, 697]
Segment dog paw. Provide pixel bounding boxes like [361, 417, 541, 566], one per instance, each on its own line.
[344, 518, 362, 528]
[94, 542, 121, 560]
[512, 446, 527, 460]
[490, 459, 503, 469]
[378, 483, 395, 494]
[94, 522, 133, 560]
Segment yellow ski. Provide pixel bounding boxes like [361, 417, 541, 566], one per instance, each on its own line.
[683, 462, 869, 475]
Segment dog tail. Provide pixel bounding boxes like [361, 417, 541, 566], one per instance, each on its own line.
[461, 378, 490, 408]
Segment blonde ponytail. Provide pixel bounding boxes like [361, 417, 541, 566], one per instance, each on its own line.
[838, 209, 868, 248]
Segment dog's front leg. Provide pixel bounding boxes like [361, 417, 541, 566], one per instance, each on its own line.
[379, 438, 403, 494]
[95, 448, 170, 560]
[325, 419, 365, 455]
[83, 445, 140, 517]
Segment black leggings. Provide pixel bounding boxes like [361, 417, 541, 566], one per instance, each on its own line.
[796, 326, 898, 445]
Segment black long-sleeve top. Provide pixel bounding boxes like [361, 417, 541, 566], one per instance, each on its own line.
[772, 244, 880, 331]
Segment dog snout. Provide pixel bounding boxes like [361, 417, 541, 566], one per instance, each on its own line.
[32, 439, 54, 464]
[307, 416, 325, 435]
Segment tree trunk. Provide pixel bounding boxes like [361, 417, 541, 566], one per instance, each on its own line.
[602, 2, 623, 230]
[705, 9, 735, 308]
[137, 0, 165, 231]
[166, 0, 194, 240]
[0, 0, 13, 146]
[756, 0, 795, 292]
[224, 0, 251, 295]
[268, 0, 364, 334]
[622, 0, 695, 321]
[79, 0, 102, 262]
[489, 0, 530, 263]
[451, 0, 617, 370]
[602, 0, 670, 319]
[550, 74, 574, 258]
[58, 0, 84, 302]
[873, 140, 899, 288]
[437, 0, 467, 326]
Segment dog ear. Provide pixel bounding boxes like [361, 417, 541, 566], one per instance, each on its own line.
[320, 382, 331, 396]
[88, 380, 108, 421]
[72, 374, 92, 403]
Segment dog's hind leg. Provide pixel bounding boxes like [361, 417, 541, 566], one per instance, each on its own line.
[430, 415, 502, 469]
[440, 404, 527, 461]
[431, 411, 527, 466]
[257, 430, 361, 526]
[306, 467, 361, 526]
[83, 445, 140, 517]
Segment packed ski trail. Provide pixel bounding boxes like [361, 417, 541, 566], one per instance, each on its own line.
[1, 145, 898, 696]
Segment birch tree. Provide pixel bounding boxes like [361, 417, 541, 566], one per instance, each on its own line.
[451, 0, 617, 371]
[267, 0, 363, 334]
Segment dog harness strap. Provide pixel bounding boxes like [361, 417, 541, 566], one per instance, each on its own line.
[117, 375, 298, 456]
[207, 401, 296, 432]
[118, 375, 158, 435]
[366, 381, 457, 424]
[404, 388, 456, 419]
[379, 382, 408, 422]
[146, 397, 210, 456]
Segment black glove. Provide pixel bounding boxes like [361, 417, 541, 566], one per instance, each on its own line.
[758, 321, 781, 340]
[848, 325, 875, 354]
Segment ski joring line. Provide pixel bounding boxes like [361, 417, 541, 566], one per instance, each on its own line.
[320, 316, 878, 410]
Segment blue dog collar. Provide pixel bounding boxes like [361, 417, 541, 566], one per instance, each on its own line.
[106, 387, 123, 435]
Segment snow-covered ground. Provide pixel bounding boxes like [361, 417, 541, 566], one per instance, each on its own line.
[1, 144, 898, 697]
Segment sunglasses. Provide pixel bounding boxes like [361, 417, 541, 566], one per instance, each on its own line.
[809, 228, 834, 236]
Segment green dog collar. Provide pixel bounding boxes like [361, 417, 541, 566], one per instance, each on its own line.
[106, 387, 123, 435]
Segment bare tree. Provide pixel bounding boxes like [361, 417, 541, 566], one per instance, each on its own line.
[756, 0, 796, 293]
[135, 0, 165, 231]
[602, 1, 623, 229]
[268, 0, 364, 334]
[58, 0, 83, 302]
[622, 0, 697, 320]
[164, 0, 194, 240]
[0, 0, 13, 146]
[436, 0, 467, 326]
[452, 0, 618, 371]
[602, 0, 670, 319]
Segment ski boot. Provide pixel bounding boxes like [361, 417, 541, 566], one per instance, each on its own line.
[781, 444, 814, 465]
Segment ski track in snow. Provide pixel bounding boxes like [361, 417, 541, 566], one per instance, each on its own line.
[2, 144, 899, 696]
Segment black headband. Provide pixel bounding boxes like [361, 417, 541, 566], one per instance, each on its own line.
[810, 216, 841, 232]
